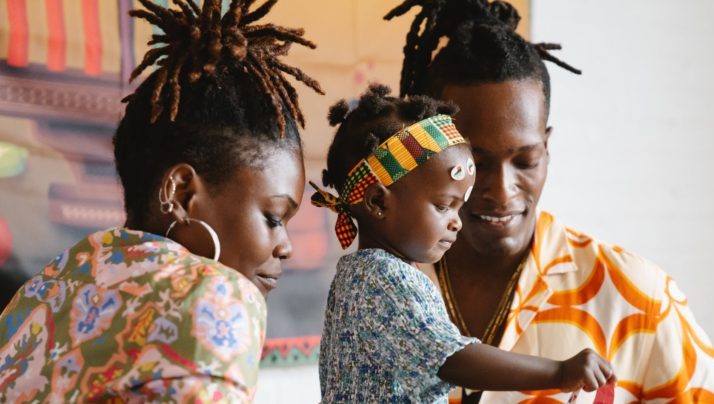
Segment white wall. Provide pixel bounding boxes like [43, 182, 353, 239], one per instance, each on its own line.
[533, 0, 714, 335]
[255, 366, 321, 403]
[255, 1, 714, 402]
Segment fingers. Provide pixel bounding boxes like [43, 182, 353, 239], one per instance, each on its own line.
[582, 371, 599, 392]
[582, 351, 615, 392]
[599, 358, 617, 384]
[562, 349, 617, 393]
[606, 372, 618, 385]
[596, 355, 616, 385]
[594, 368, 607, 388]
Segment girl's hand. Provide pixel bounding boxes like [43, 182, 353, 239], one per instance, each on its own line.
[559, 348, 616, 392]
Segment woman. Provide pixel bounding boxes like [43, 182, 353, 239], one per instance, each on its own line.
[386, 0, 713, 402]
[0, 0, 322, 401]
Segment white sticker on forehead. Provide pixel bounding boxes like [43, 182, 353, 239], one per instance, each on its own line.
[467, 158, 475, 176]
[464, 186, 473, 202]
[450, 164, 465, 181]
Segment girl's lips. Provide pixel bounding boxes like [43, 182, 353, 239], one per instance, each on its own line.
[438, 238, 456, 250]
[438, 239, 455, 249]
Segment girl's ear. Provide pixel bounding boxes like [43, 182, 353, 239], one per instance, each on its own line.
[363, 183, 390, 220]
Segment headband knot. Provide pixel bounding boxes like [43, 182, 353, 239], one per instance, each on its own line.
[309, 182, 358, 249]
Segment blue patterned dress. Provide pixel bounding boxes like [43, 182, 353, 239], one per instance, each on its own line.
[319, 248, 477, 403]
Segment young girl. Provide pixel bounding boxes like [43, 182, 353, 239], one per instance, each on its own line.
[0, 0, 322, 402]
[313, 85, 615, 403]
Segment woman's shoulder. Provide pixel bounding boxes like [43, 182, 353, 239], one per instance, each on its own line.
[174, 255, 267, 315]
[38, 227, 264, 305]
[0, 231, 266, 403]
[2, 227, 267, 350]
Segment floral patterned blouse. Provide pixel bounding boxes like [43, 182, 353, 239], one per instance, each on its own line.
[319, 248, 477, 403]
[0, 228, 266, 403]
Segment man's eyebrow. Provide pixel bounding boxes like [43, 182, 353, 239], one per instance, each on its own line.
[471, 142, 542, 154]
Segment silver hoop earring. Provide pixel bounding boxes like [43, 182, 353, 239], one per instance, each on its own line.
[159, 177, 177, 214]
[166, 218, 221, 261]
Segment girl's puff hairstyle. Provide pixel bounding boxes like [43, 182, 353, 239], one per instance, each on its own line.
[114, 0, 323, 226]
[322, 84, 458, 193]
[385, 0, 580, 111]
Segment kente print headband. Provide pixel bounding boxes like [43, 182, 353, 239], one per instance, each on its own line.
[311, 114, 469, 249]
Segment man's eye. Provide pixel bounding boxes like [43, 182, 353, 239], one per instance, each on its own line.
[516, 160, 540, 169]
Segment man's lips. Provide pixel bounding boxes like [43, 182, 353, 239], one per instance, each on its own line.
[477, 214, 517, 223]
[469, 210, 526, 228]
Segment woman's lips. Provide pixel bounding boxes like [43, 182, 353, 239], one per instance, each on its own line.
[256, 273, 280, 292]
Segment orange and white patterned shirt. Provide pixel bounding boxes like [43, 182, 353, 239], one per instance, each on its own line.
[468, 211, 713, 403]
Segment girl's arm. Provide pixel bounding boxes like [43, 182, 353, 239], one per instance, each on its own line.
[438, 344, 615, 392]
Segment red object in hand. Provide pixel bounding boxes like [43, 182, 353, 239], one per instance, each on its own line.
[0, 217, 12, 267]
[594, 383, 615, 404]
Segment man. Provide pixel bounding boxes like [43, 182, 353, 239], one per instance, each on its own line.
[385, 0, 714, 402]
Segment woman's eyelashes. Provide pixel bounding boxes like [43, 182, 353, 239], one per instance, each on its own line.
[265, 214, 283, 228]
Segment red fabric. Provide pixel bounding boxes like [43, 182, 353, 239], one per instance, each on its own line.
[81, 0, 102, 75]
[7, 0, 29, 67]
[46, 0, 67, 71]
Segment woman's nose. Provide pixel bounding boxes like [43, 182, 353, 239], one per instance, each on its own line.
[273, 231, 293, 260]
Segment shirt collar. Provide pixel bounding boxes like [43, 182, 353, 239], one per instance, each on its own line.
[528, 211, 579, 276]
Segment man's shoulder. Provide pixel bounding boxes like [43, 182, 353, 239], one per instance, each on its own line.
[541, 212, 668, 298]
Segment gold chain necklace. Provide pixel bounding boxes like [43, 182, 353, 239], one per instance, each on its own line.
[437, 253, 528, 344]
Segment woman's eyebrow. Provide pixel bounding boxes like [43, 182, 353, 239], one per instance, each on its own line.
[271, 194, 298, 209]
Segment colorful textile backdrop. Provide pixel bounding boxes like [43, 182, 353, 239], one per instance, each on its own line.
[0, 0, 529, 367]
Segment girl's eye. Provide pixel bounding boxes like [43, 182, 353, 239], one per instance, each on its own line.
[266, 215, 283, 228]
[434, 205, 449, 213]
